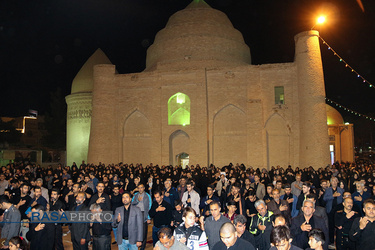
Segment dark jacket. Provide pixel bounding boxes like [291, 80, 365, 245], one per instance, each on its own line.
[240, 229, 256, 247]
[213, 237, 256, 250]
[267, 199, 291, 225]
[290, 214, 329, 250]
[70, 204, 91, 243]
[88, 192, 111, 211]
[298, 205, 328, 229]
[149, 200, 173, 228]
[171, 209, 183, 228]
[163, 187, 179, 206]
[27, 222, 54, 250]
[249, 210, 274, 250]
[270, 245, 303, 250]
[349, 216, 375, 250]
[199, 195, 220, 216]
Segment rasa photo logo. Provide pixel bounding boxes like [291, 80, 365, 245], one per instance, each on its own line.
[30, 211, 113, 223]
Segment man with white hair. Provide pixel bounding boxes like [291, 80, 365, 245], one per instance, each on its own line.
[30, 178, 49, 201]
[352, 181, 370, 216]
[323, 176, 344, 246]
[291, 200, 328, 250]
[90, 203, 112, 250]
[249, 200, 274, 250]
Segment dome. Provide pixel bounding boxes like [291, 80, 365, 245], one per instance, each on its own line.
[71, 49, 113, 94]
[145, 0, 251, 71]
[326, 104, 344, 125]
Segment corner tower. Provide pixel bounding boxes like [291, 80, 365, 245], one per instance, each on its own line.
[65, 49, 112, 166]
[295, 30, 330, 167]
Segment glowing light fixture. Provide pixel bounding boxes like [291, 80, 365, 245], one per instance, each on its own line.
[317, 16, 326, 24]
[22, 116, 37, 133]
[176, 93, 185, 104]
[311, 15, 326, 30]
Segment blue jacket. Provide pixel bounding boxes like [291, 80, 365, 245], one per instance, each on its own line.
[132, 191, 152, 222]
[323, 187, 344, 213]
[163, 187, 179, 206]
[199, 195, 220, 216]
[281, 194, 299, 218]
[352, 191, 371, 215]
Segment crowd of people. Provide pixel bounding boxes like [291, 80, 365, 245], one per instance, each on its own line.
[0, 161, 374, 250]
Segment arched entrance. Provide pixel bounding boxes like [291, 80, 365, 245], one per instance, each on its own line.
[213, 104, 247, 166]
[169, 130, 190, 166]
[265, 113, 290, 168]
[176, 152, 189, 168]
[122, 111, 151, 165]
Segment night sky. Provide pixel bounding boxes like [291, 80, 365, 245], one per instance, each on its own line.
[1, 0, 374, 126]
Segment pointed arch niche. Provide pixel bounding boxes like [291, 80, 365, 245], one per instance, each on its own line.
[213, 105, 247, 166]
[168, 93, 190, 126]
[123, 111, 152, 165]
[265, 114, 290, 168]
[169, 130, 190, 166]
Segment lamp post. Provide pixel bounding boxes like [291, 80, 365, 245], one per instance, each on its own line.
[311, 16, 326, 30]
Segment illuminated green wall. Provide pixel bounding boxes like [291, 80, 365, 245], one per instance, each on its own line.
[168, 93, 190, 125]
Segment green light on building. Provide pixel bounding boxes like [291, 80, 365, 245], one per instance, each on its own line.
[168, 93, 190, 125]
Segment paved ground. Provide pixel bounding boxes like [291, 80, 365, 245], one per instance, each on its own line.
[62, 224, 154, 250]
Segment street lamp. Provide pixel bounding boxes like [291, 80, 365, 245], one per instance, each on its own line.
[311, 15, 326, 30]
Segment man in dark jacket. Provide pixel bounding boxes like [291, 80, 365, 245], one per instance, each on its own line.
[26, 204, 54, 250]
[335, 197, 359, 250]
[71, 192, 90, 250]
[200, 185, 220, 217]
[48, 188, 66, 250]
[213, 222, 255, 249]
[233, 214, 255, 246]
[267, 189, 291, 225]
[291, 200, 329, 250]
[349, 198, 375, 250]
[249, 200, 274, 250]
[270, 225, 303, 250]
[149, 190, 173, 246]
[90, 203, 112, 250]
[227, 183, 245, 215]
[298, 194, 329, 229]
[163, 178, 179, 206]
[88, 182, 111, 211]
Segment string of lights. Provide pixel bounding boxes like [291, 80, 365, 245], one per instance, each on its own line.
[318, 36, 374, 89]
[326, 97, 375, 121]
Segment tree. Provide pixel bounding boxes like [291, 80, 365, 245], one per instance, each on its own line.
[42, 88, 66, 149]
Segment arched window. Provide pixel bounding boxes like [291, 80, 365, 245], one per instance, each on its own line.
[168, 93, 190, 125]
